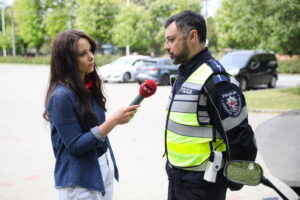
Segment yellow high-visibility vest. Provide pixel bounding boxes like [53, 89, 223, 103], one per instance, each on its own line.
[166, 63, 226, 169]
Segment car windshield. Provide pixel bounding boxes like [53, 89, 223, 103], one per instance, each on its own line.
[220, 52, 252, 69]
[111, 57, 138, 66]
[135, 60, 156, 67]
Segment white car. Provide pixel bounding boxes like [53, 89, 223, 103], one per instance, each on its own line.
[98, 55, 151, 83]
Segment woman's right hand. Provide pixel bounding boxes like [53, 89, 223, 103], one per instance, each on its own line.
[111, 105, 140, 125]
[98, 105, 140, 137]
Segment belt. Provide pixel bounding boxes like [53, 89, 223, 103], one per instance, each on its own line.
[168, 160, 225, 172]
[168, 161, 207, 172]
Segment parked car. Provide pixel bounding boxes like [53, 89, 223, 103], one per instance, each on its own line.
[99, 55, 151, 83]
[219, 50, 278, 90]
[134, 57, 178, 85]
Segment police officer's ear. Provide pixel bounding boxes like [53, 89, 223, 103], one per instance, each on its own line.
[188, 29, 199, 44]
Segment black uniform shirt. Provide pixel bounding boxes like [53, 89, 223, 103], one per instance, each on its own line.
[174, 47, 257, 161]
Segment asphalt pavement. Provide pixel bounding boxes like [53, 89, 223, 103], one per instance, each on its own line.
[0, 64, 299, 200]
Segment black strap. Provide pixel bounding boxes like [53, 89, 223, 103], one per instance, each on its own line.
[212, 126, 217, 142]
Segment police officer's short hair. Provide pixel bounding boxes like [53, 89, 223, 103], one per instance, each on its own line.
[165, 10, 207, 44]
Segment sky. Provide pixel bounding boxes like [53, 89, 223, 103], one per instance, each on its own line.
[2, 0, 13, 6]
[201, 0, 222, 18]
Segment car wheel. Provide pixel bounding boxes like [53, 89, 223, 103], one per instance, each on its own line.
[239, 78, 247, 91]
[159, 74, 170, 85]
[123, 72, 131, 83]
[268, 75, 277, 88]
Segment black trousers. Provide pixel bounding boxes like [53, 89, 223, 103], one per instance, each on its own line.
[166, 163, 228, 200]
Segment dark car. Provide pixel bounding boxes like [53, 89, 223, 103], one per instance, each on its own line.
[219, 50, 278, 90]
[134, 57, 178, 85]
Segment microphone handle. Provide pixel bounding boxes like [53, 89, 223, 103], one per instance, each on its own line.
[130, 94, 144, 105]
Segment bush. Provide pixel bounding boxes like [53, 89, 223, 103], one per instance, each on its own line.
[278, 58, 300, 74]
[0, 54, 121, 66]
[95, 54, 120, 67]
[0, 56, 50, 65]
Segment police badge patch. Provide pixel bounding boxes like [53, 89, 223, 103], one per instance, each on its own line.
[220, 89, 242, 117]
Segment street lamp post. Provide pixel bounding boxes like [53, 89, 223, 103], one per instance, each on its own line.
[11, 7, 15, 56]
[205, 0, 208, 21]
[126, 0, 130, 56]
[1, 4, 7, 56]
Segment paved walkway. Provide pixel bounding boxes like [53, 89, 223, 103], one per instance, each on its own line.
[0, 64, 298, 200]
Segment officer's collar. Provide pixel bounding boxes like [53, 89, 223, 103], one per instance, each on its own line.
[178, 47, 211, 77]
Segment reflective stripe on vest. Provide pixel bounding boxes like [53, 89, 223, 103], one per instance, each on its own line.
[166, 63, 227, 168]
[167, 119, 222, 138]
[222, 106, 248, 131]
[167, 130, 226, 167]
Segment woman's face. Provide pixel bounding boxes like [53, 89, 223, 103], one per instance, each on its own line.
[76, 38, 95, 80]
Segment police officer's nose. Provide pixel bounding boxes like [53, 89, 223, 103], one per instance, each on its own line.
[164, 41, 170, 51]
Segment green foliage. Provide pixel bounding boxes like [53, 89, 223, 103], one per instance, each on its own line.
[281, 86, 300, 96]
[0, 29, 12, 50]
[95, 54, 120, 67]
[0, 54, 120, 66]
[75, 0, 119, 47]
[244, 86, 300, 112]
[0, 6, 13, 50]
[145, 0, 201, 54]
[14, 0, 45, 54]
[44, 0, 76, 39]
[0, 55, 50, 64]
[278, 58, 300, 74]
[265, 0, 300, 55]
[207, 17, 218, 52]
[216, 0, 300, 54]
[7, 0, 203, 56]
[216, 0, 259, 49]
[112, 0, 202, 54]
[112, 3, 152, 53]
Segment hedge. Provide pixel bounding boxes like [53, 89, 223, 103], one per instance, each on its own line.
[0, 54, 120, 67]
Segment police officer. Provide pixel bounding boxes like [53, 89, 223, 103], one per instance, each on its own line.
[163, 10, 257, 200]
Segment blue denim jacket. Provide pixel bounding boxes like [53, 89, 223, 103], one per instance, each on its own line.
[47, 84, 118, 192]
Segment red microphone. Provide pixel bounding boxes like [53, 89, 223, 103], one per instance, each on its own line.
[130, 79, 157, 105]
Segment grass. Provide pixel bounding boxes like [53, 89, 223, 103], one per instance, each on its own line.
[244, 86, 300, 112]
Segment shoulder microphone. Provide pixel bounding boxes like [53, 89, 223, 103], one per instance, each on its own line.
[130, 79, 157, 105]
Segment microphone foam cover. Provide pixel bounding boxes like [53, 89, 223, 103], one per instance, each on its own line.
[139, 79, 157, 98]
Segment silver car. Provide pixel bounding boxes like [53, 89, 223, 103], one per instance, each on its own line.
[99, 55, 151, 83]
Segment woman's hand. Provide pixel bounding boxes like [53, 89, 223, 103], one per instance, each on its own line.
[112, 105, 140, 125]
[98, 105, 140, 137]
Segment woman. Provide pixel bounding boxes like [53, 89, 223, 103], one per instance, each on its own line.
[43, 30, 139, 200]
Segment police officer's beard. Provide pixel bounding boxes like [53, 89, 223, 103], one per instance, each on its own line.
[172, 40, 190, 65]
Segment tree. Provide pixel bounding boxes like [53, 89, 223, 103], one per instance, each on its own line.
[145, 0, 202, 55]
[14, 0, 45, 55]
[75, 0, 119, 49]
[216, 0, 300, 55]
[44, 0, 76, 39]
[112, 3, 152, 54]
[112, 0, 202, 55]
[0, 1, 14, 55]
[263, 0, 300, 55]
[215, 0, 258, 49]
[206, 17, 218, 52]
